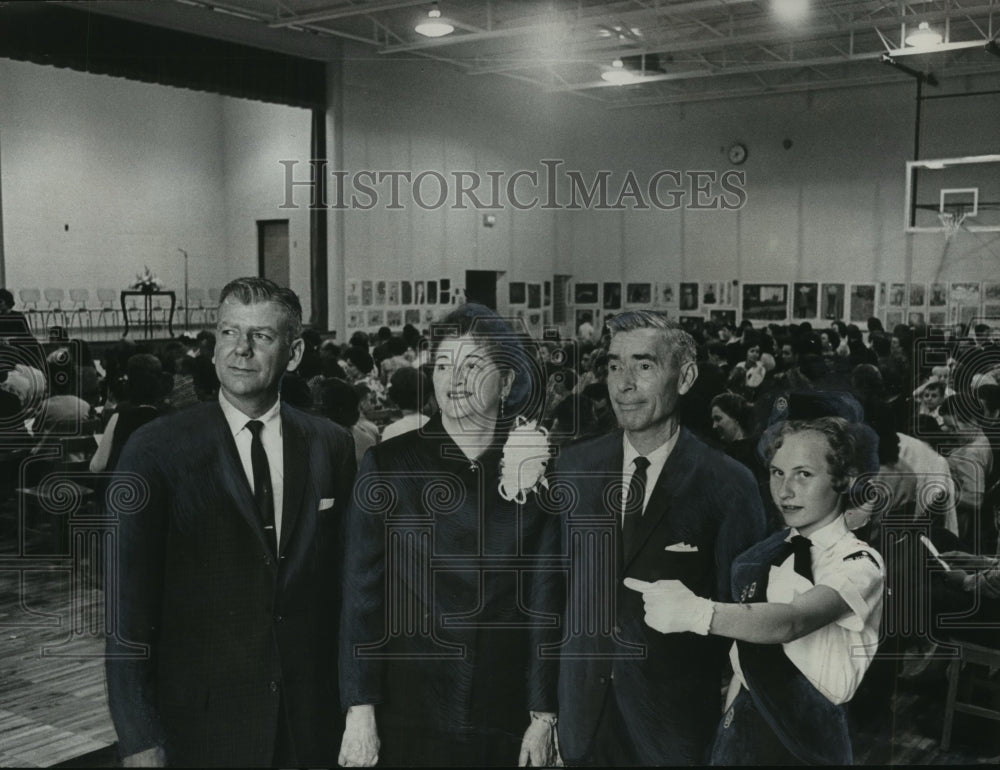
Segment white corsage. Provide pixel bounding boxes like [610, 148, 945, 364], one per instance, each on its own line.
[498, 417, 551, 504]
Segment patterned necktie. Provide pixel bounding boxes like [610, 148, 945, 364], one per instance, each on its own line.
[246, 420, 277, 553]
[623, 456, 650, 555]
[772, 534, 813, 583]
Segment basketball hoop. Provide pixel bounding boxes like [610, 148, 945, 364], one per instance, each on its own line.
[937, 207, 969, 240]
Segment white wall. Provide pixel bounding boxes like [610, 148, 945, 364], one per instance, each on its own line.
[0, 58, 312, 313]
[336, 48, 1000, 330]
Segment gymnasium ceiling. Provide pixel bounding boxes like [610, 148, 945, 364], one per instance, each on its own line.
[79, 0, 1000, 105]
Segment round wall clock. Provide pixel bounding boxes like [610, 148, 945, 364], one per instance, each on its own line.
[728, 143, 748, 165]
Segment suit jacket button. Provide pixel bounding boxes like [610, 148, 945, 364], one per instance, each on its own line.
[599, 676, 607, 685]
[274, 614, 283, 624]
[264, 556, 273, 566]
[613, 625, 622, 635]
[270, 681, 279, 693]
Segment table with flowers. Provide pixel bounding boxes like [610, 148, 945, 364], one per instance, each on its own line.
[120, 267, 176, 338]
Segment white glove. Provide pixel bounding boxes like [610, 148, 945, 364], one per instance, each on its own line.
[624, 578, 715, 635]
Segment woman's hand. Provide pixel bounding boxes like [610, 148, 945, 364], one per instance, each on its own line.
[338, 705, 380, 767]
[518, 712, 561, 766]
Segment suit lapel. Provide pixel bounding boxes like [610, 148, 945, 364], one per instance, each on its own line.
[279, 405, 308, 555]
[210, 404, 272, 553]
[623, 428, 695, 568]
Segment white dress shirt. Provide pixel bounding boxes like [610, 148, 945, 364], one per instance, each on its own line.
[621, 428, 679, 523]
[219, 393, 285, 541]
[730, 515, 884, 705]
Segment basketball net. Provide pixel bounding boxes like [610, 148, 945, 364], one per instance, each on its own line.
[937, 208, 969, 241]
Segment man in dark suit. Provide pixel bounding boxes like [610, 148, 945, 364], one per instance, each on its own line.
[106, 277, 356, 767]
[554, 310, 766, 765]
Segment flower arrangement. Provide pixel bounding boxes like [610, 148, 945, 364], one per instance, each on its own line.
[498, 417, 551, 504]
[131, 266, 163, 292]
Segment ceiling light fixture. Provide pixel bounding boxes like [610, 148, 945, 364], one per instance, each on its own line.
[415, 3, 454, 38]
[905, 21, 943, 48]
[772, 0, 809, 23]
[601, 59, 640, 84]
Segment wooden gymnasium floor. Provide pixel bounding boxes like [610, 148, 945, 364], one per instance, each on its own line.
[1, 500, 999, 767]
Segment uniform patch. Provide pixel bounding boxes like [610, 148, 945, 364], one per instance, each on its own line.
[843, 550, 880, 568]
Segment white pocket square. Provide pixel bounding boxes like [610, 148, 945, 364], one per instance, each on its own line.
[665, 542, 699, 552]
[318, 497, 335, 511]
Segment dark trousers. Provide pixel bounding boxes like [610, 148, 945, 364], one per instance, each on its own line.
[709, 687, 801, 766]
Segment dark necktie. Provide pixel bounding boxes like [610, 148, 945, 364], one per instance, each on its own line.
[247, 420, 277, 553]
[772, 534, 813, 583]
[622, 456, 650, 555]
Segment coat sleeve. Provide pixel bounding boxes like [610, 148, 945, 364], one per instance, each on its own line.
[525, 495, 563, 713]
[104, 433, 170, 759]
[713, 462, 769, 602]
[338, 448, 389, 710]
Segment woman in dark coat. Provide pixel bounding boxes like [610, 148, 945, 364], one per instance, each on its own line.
[338, 304, 560, 767]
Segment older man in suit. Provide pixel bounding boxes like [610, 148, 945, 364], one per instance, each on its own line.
[554, 310, 766, 765]
[106, 277, 356, 767]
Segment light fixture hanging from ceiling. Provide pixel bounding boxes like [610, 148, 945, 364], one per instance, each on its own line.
[415, 3, 454, 38]
[905, 21, 943, 48]
[601, 59, 641, 84]
[601, 54, 665, 85]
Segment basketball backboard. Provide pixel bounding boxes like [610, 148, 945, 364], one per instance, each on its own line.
[904, 154, 1000, 233]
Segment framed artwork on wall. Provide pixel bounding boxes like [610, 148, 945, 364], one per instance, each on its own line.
[984, 304, 1000, 320]
[414, 281, 426, 304]
[528, 283, 542, 309]
[386, 310, 403, 327]
[889, 283, 906, 307]
[821, 283, 845, 320]
[710, 309, 736, 326]
[849, 284, 876, 322]
[742, 283, 789, 320]
[574, 282, 599, 304]
[908, 311, 925, 326]
[368, 309, 383, 326]
[627, 282, 651, 304]
[679, 282, 699, 310]
[885, 309, 904, 328]
[361, 280, 373, 306]
[375, 281, 387, 305]
[951, 281, 981, 306]
[701, 282, 718, 305]
[346, 280, 360, 306]
[509, 282, 526, 304]
[427, 281, 438, 304]
[928, 310, 947, 326]
[928, 283, 946, 306]
[347, 311, 363, 329]
[793, 283, 818, 319]
[655, 282, 675, 306]
[909, 283, 926, 306]
[603, 282, 622, 310]
[401, 281, 412, 305]
[387, 281, 400, 305]
[439, 278, 450, 305]
[404, 309, 420, 324]
[985, 282, 1000, 301]
[544, 281, 551, 306]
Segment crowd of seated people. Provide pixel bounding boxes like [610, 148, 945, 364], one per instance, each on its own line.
[3, 299, 999, 756]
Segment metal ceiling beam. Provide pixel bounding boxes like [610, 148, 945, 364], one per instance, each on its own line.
[268, 0, 432, 28]
[461, 2, 996, 77]
[545, 39, 996, 91]
[603, 60, 998, 106]
[376, 0, 760, 53]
